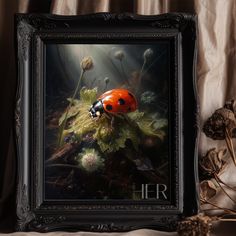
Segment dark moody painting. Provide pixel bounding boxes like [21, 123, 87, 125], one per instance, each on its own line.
[45, 43, 170, 201]
[16, 13, 198, 231]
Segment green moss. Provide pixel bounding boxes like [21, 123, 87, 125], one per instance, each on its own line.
[94, 117, 139, 153]
[58, 87, 97, 127]
[59, 88, 167, 153]
[128, 111, 167, 141]
[79, 86, 97, 104]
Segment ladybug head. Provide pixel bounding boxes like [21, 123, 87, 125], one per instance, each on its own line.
[89, 100, 104, 118]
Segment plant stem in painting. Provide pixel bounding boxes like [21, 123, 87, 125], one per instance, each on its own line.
[58, 56, 93, 146]
[57, 69, 85, 146]
[114, 50, 130, 86]
[136, 48, 153, 94]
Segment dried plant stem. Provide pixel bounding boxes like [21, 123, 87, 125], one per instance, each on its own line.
[139, 59, 146, 80]
[135, 59, 146, 95]
[90, 77, 97, 88]
[225, 128, 236, 166]
[46, 181, 65, 187]
[157, 161, 168, 171]
[104, 83, 108, 92]
[142, 50, 166, 76]
[109, 58, 123, 80]
[213, 174, 236, 204]
[214, 173, 236, 191]
[46, 164, 81, 169]
[97, 47, 123, 80]
[120, 61, 130, 86]
[57, 69, 85, 146]
[220, 218, 236, 222]
[201, 199, 236, 214]
[45, 143, 80, 164]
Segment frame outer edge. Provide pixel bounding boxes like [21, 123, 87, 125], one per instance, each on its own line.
[14, 12, 199, 232]
[15, 14, 36, 231]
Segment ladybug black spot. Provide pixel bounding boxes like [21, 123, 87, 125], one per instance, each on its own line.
[118, 98, 125, 105]
[106, 104, 113, 111]
[128, 107, 131, 112]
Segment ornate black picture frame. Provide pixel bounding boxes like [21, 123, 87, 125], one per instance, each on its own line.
[15, 13, 198, 232]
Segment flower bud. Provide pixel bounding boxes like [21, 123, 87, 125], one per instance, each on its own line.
[143, 48, 153, 61]
[80, 56, 93, 71]
[114, 50, 125, 61]
[104, 77, 109, 84]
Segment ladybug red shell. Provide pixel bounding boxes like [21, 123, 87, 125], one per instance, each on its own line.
[89, 89, 137, 118]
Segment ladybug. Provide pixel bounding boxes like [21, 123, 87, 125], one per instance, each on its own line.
[89, 89, 137, 118]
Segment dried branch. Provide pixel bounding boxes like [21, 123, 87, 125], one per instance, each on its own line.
[45, 142, 80, 164]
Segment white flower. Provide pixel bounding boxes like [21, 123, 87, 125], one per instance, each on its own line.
[77, 148, 104, 172]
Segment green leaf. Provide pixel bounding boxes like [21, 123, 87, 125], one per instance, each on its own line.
[58, 101, 80, 126]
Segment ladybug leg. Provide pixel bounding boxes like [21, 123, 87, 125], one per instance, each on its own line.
[103, 113, 114, 130]
[104, 112, 112, 120]
[104, 113, 118, 131]
[108, 114, 116, 131]
[111, 116, 115, 130]
[93, 116, 100, 123]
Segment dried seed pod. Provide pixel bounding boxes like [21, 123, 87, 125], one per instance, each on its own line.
[224, 99, 236, 114]
[177, 213, 217, 236]
[203, 107, 236, 166]
[200, 148, 236, 204]
[199, 148, 226, 175]
[203, 108, 236, 140]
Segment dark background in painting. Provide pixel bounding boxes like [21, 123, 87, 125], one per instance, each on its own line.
[45, 44, 169, 108]
[45, 43, 170, 200]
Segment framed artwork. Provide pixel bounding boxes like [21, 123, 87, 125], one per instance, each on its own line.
[15, 13, 198, 232]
